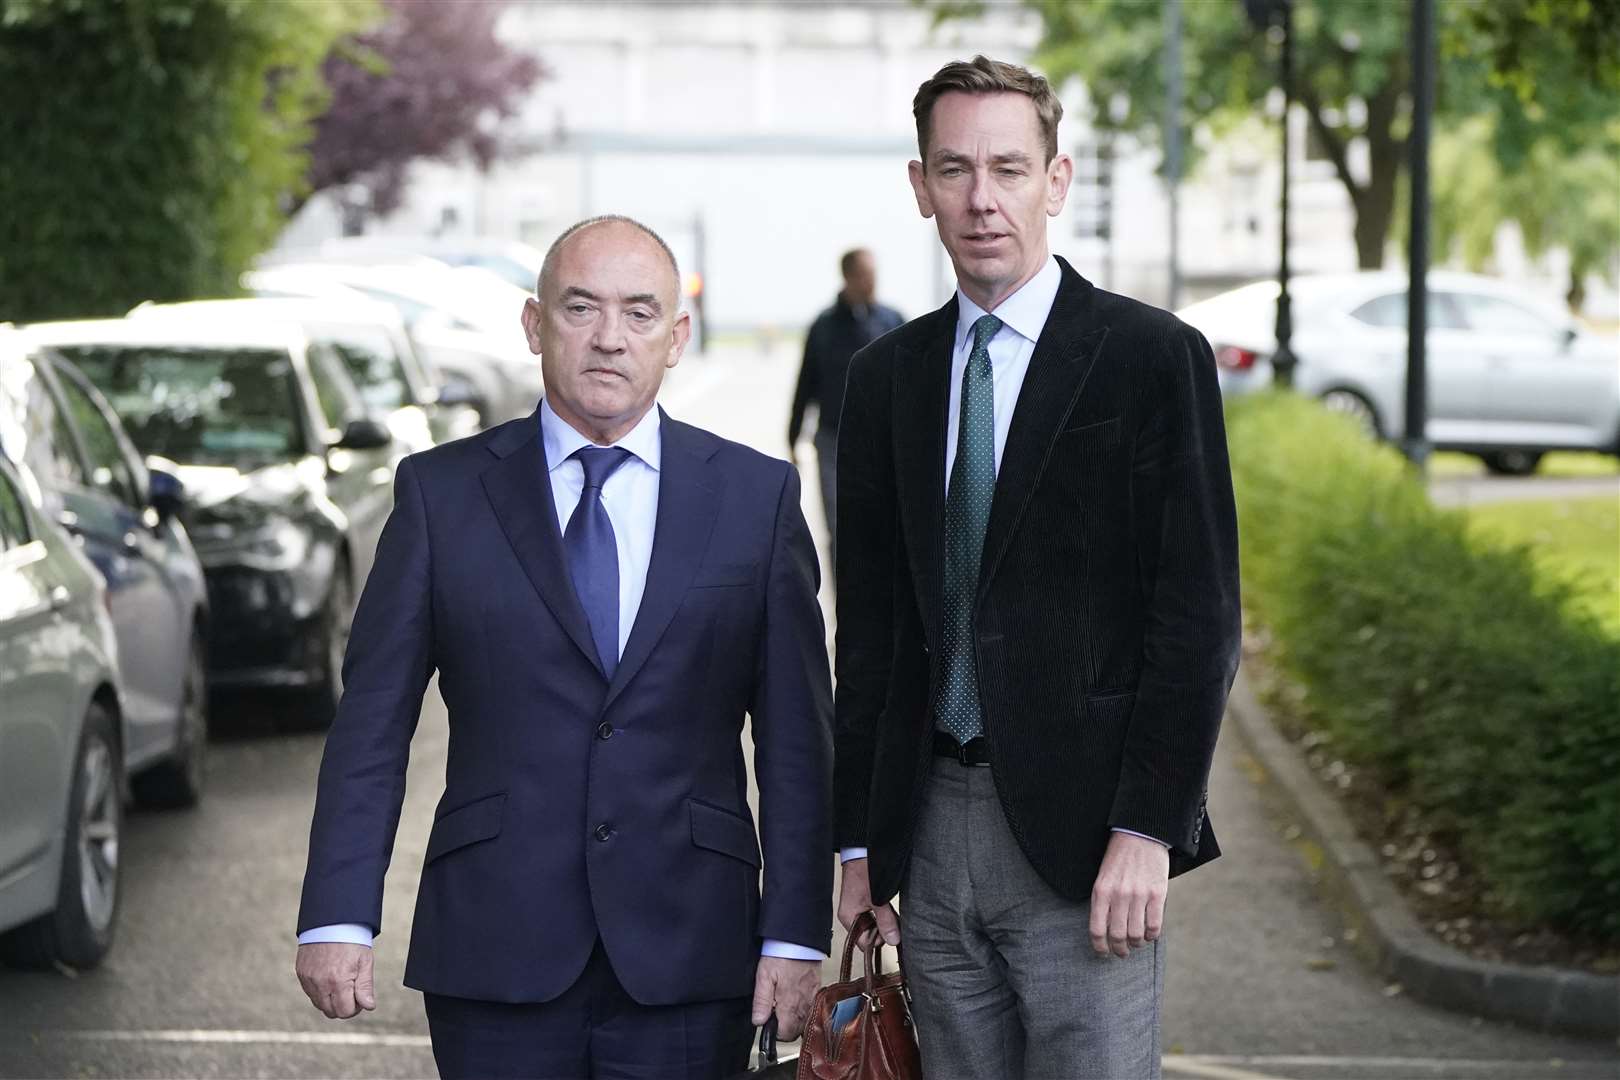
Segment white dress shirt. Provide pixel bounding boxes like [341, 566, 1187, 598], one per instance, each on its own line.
[840, 257, 1165, 864]
[300, 400, 826, 961]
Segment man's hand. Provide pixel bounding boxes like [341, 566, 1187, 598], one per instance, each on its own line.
[296, 942, 377, 1020]
[837, 857, 900, 947]
[751, 956, 820, 1041]
[1089, 831, 1170, 958]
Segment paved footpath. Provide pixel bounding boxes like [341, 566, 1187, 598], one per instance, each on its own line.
[672, 343, 1619, 1080]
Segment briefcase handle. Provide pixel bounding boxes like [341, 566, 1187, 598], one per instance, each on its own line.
[756, 1015, 779, 1068]
[840, 910, 893, 986]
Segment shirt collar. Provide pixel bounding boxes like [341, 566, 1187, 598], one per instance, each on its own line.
[539, 397, 662, 474]
[954, 255, 1062, 352]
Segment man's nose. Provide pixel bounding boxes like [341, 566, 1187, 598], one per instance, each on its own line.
[969, 168, 996, 214]
[592, 318, 627, 352]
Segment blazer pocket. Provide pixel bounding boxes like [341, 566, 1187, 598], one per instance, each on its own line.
[689, 798, 762, 867]
[424, 791, 507, 865]
[691, 561, 759, 589]
[1059, 415, 1122, 439]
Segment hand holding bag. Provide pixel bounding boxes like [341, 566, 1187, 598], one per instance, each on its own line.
[795, 911, 922, 1080]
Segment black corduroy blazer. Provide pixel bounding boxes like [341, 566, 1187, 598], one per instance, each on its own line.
[833, 257, 1242, 906]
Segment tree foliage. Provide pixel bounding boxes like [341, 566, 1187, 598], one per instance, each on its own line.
[934, 0, 1620, 280]
[0, 0, 373, 323]
[304, 0, 543, 217]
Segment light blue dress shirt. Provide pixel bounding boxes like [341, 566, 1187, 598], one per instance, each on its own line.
[301, 400, 827, 962]
[840, 258, 1166, 865]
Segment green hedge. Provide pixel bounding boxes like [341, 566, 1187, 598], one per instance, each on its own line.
[1227, 391, 1620, 942]
[0, 0, 372, 323]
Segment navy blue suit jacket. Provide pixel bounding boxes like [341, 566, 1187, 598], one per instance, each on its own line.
[297, 407, 834, 1006]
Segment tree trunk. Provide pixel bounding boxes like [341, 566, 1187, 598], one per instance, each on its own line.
[1356, 86, 1404, 271]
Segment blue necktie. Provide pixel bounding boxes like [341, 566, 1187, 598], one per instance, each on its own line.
[565, 446, 632, 677]
[936, 313, 1002, 743]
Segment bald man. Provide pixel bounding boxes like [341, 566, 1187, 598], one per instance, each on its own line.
[295, 216, 833, 1080]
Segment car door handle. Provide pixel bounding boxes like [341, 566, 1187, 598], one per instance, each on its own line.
[49, 584, 72, 612]
[57, 509, 81, 533]
[122, 531, 142, 555]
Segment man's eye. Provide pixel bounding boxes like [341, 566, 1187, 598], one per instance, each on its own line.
[567, 304, 591, 315]
[940, 167, 964, 178]
[628, 311, 652, 322]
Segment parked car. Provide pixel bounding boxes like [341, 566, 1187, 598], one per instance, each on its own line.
[0, 451, 127, 970]
[0, 338, 209, 810]
[265, 235, 545, 292]
[18, 319, 401, 724]
[1177, 271, 1620, 474]
[243, 261, 544, 425]
[128, 297, 481, 452]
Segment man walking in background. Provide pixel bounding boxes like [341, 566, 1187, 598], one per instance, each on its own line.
[295, 215, 833, 1080]
[788, 248, 903, 537]
[833, 57, 1241, 1078]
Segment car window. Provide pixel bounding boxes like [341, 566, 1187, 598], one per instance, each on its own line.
[1349, 291, 1466, 330]
[50, 367, 143, 509]
[60, 345, 306, 468]
[1453, 293, 1556, 337]
[0, 357, 89, 492]
[317, 325, 409, 412]
[305, 343, 363, 434]
[0, 470, 30, 550]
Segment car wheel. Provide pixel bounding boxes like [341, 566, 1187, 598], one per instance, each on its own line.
[0, 702, 122, 971]
[296, 561, 353, 730]
[1320, 389, 1381, 439]
[131, 635, 208, 809]
[1481, 450, 1543, 476]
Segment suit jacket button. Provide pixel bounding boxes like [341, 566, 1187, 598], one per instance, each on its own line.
[594, 823, 613, 842]
[596, 721, 614, 740]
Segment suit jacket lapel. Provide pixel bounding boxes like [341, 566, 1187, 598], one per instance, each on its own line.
[480, 413, 604, 676]
[979, 261, 1109, 592]
[603, 411, 723, 708]
[893, 298, 957, 647]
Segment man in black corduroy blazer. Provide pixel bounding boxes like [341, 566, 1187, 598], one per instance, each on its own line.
[832, 56, 1241, 1079]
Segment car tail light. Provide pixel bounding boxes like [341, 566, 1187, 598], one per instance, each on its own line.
[1214, 344, 1258, 372]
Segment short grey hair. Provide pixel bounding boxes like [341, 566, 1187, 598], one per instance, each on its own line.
[537, 214, 680, 299]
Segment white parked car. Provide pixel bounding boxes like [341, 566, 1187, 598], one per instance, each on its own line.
[244, 262, 544, 425]
[1177, 272, 1620, 474]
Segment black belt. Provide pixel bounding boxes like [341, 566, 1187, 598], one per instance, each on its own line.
[933, 732, 991, 767]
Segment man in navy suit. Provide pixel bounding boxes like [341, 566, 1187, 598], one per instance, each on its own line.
[295, 215, 833, 1080]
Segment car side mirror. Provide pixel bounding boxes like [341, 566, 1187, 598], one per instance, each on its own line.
[1561, 326, 1578, 351]
[148, 465, 186, 521]
[334, 417, 392, 450]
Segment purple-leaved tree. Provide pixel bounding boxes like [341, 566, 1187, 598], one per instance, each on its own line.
[302, 0, 542, 218]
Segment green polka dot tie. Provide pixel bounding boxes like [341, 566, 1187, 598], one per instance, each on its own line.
[936, 313, 1002, 744]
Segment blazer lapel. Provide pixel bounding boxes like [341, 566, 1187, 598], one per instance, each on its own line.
[892, 298, 958, 646]
[603, 411, 724, 708]
[979, 261, 1109, 592]
[480, 413, 604, 676]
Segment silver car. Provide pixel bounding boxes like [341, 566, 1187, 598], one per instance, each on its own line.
[1177, 271, 1620, 474]
[0, 453, 126, 970]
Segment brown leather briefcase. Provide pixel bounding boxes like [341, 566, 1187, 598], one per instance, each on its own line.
[795, 911, 922, 1080]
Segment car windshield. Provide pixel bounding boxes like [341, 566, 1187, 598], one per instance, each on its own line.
[315, 324, 411, 411]
[52, 345, 306, 467]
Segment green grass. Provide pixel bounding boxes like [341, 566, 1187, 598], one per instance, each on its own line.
[1430, 451, 1620, 477]
[1459, 495, 1620, 635]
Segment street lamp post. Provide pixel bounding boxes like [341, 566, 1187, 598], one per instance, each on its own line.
[1242, 0, 1298, 388]
[1404, 0, 1435, 470]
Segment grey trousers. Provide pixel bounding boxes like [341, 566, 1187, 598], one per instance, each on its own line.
[902, 757, 1164, 1080]
[813, 427, 838, 543]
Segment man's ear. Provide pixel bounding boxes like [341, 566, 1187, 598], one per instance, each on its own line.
[666, 310, 692, 370]
[1045, 153, 1074, 218]
[521, 297, 544, 356]
[908, 160, 935, 219]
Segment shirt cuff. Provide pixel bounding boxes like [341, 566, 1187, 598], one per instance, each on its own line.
[1111, 828, 1170, 849]
[297, 923, 374, 947]
[839, 847, 868, 863]
[761, 939, 828, 961]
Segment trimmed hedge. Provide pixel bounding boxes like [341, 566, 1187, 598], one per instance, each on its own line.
[1227, 391, 1620, 942]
